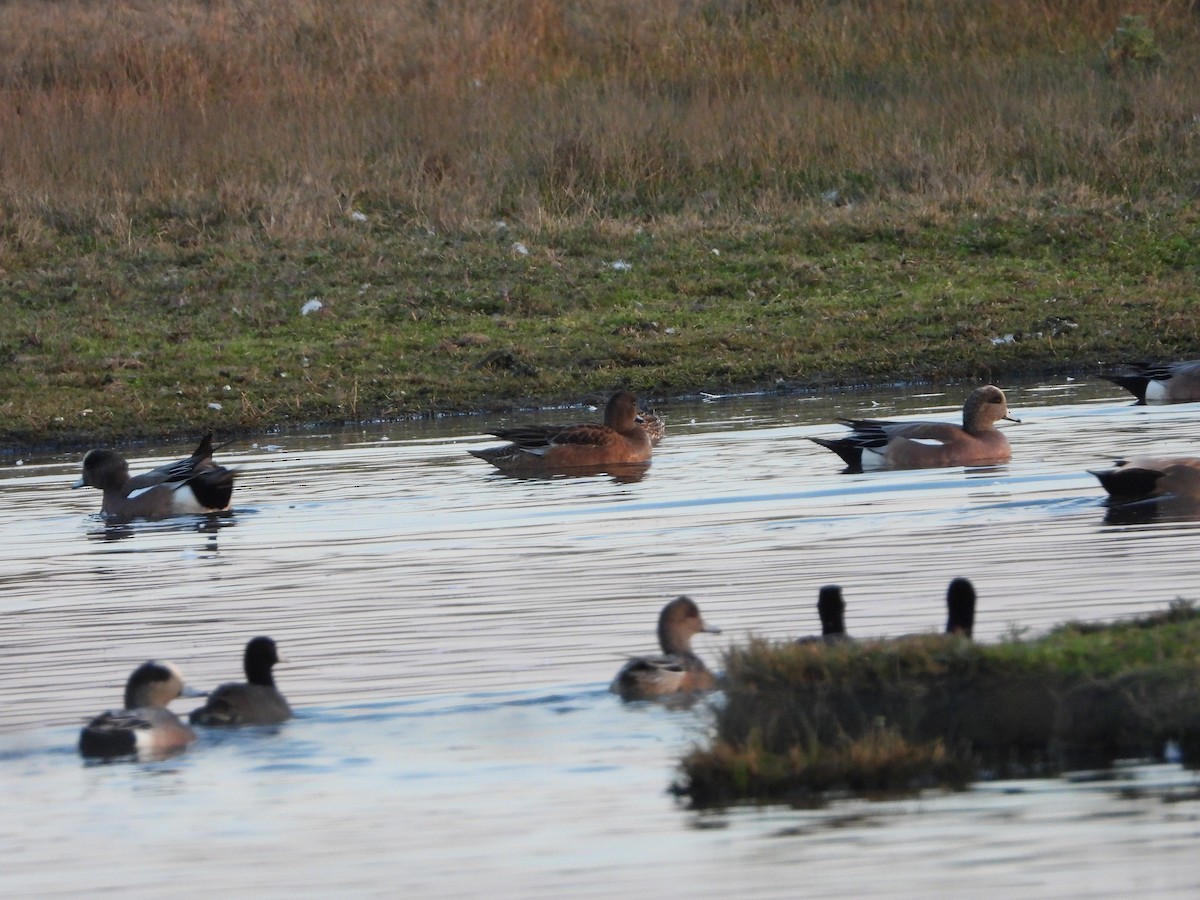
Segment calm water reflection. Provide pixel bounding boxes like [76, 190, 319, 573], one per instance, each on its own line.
[2, 379, 1199, 896]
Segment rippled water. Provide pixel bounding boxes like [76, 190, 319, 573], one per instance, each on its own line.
[2, 379, 1199, 896]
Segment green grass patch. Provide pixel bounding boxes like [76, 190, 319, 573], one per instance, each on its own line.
[676, 602, 1200, 808]
[3, 200, 1199, 450]
[1, 3, 1199, 448]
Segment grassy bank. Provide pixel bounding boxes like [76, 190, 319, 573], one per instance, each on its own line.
[676, 603, 1200, 808]
[2, 2, 1199, 448]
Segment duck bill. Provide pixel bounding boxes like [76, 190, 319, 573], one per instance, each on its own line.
[72, 477, 86, 489]
[1003, 414, 1022, 424]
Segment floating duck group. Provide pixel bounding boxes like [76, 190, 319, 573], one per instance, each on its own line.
[69, 362, 1200, 735]
[79, 637, 290, 760]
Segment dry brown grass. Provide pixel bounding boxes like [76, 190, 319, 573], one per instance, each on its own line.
[1, 0, 1198, 243]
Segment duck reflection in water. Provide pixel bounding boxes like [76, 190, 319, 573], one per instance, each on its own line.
[87, 514, 235, 544]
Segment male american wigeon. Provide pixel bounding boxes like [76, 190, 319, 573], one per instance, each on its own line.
[944, 577, 976, 638]
[190, 636, 292, 726]
[73, 432, 236, 520]
[1089, 457, 1200, 505]
[1101, 361, 1200, 404]
[611, 596, 721, 701]
[810, 385, 1018, 471]
[470, 391, 653, 472]
[79, 661, 202, 759]
[796, 584, 850, 644]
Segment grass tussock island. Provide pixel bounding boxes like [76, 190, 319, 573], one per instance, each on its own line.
[676, 603, 1200, 808]
[2, 2, 1200, 448]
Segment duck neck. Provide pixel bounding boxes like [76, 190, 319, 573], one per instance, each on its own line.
[245, 660, 276, 687]
[658, 628, 692, 658]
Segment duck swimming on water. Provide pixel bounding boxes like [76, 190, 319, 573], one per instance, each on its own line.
[79, 661, 202, 759]
[471, 391, 653, 473]
[190, 636, 292, 727]
[611, 596, 721, 701]
[73, 433, 235, 520]
[810, 386, 1018, 472]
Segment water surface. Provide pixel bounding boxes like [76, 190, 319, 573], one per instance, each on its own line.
[2, 379, 1199, 896]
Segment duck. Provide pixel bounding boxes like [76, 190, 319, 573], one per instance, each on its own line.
[1100, 361, 1200, 404]
[944, 577, 976, 638]
[810, 385, 1018, 472]
[79, 661, 202, 759]
[796, 585, 850, 644]
[611, 596, 721, 701]
[636, 407, 666, 446]
[73, 432, 236, 520]
[1089, 457, 1200, 505]
[470, 391, 653, 472]
[189, 636, 292, 726]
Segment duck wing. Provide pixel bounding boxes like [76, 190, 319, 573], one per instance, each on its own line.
[126, 433, 217, 491]
[847, 418, 964, 445]
[78, 709, 150, 756]
[610, 654, 688, 696]
[490, 423, 618, 452]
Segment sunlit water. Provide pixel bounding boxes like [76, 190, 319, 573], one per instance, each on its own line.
[2, 379, 1199, 897]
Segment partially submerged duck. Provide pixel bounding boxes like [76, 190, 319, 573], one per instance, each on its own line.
[636, 408, 666, 446]
[796, 585, 850, 644]
[470, 391, 652, 473]
[611, 596, 721, 701]
[1101, 361, 1200, 405]
[73, 433, 236, 520]
[810, 386, 1018, 472]
[1089, 457, 1200, 505]
[945, 577, 976, 638]
[79, 661, 202, 759]
[190, 636, 292, 726]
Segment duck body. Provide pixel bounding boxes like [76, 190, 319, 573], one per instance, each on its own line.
[79, 661, 200, 759]
[190, 636, 291, 726]
[74, 433, 235, 520]
[611, 596, 721, 701]
[811, 385, 1017, 472]
[610, 654, 717, 699]
[471, 391, 652, 473]
[1102, 361, 1200, 404]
